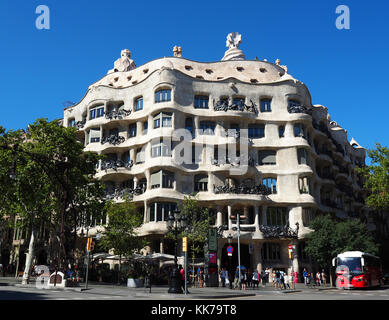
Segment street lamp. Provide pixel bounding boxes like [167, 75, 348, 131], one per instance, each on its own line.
[227, 233, 233, 289]
[167, 206, 187, 294]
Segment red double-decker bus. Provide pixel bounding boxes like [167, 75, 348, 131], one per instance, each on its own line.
[332, 251, 383, 289]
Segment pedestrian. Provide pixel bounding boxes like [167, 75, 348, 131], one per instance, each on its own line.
[199, 267, 204, 288]
[247, 269, 252, 288]
[220, 267, 227, 287]
[275, 270, 281, 289]
[316, 272, 321, 286]
[233, 267, 239, 289]
[284, 272, 291, 289]
[280, 270, 286, 290]
[252, 269, 259, 289]
[241, 269, 247, 290]
[321, 269, 327, 287]
[303, 268, 308, 285]
[228, 268, 233, 289]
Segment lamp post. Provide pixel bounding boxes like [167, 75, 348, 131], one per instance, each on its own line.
[227, 233, 233, 289]
[231, 213, 245, 290]
[167, 207, 187, 294]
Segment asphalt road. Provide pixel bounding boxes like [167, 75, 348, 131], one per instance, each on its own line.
[0, 284, 388, 300]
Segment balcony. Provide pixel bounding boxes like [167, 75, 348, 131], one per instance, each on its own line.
[213, 183, 272, 195]
[287, 105, 312, 115]
[101, 159, 133, 172]
[101, 134, 125, 145]
[75, 119, 86, 130]
[258, 225, 299, 239]
[105, 185, 146, 200]
[105, 109, 131, 120]
[212, 156, 256, 167]
[213, 99, 258, 114]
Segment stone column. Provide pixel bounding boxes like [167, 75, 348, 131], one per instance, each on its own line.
[243, 207, 249, 223]
[216, 206, 223, 227]
[143, 201, 148, 224]
[194, 116, 200, 138]
[254, 206, 260, 232]
[252, 242, 263, 273]
[145, 169, 151, 190]
[285, 122, 294, 139]
[133, 176, 138, 189]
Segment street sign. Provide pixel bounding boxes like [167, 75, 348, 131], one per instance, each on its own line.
[227, 245, 233, 256]
[208, 229, 218, 252]
[182, 237, 187, 252]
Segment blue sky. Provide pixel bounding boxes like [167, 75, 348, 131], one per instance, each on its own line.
[1, 0, 388, 153]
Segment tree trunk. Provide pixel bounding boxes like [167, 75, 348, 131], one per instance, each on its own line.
[22, 227, 36, 285]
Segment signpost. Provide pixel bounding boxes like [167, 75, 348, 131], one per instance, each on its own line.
[227, 245, 234, 256]
[182, 237, 188, 295]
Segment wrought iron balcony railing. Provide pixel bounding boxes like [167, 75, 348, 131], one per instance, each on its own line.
[212, 156, 256, 167]
[101, 134, 125, 145]
[213, 183, 272, 195]
[75, 119, 86, 130]
[101, 159, 133, 172]
[287, 105, 312, 115]
[259, 225, 299, 239]
[105, 185, 146, 200]
[105, 109, 131, 120]
[213, 99, 258, 114]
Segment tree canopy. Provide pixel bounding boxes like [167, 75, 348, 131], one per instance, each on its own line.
[305, 214, 378, 269]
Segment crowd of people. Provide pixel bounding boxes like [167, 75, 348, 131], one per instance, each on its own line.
[218, 266, 328, 290]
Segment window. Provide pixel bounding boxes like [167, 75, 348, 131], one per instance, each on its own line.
[194, 174, 208, 192]
[155, 89, 171, 103]
[89, 128, 100, 143]
[199, 121, 215, 135]
[136, 148, 145, 164]
[150, 170, 174, 189]
[149, 202, 177, 222]
[260, 99, 272, 112]
[154, 112, 172, 129]
[151, 139, 171, 157]
[297, 148, 309, 165]
[299, 176, 311, 194]
[248, 124, 265, 139]
[68, 118, 76, 127]
[89, 105, 105, 120]
[262, 243, 281, 261]
[262, 177, 277, 194]
[194, 95, 209, 109]
[302, 208, 315, 227]
[129, 123, 137, 137]
[143, 121, 148, 135]
[294, 123, 306, 138]
[232, 97, 245, 107]
[266, 207, 288, 226]
[135, 97, 143, 111]
[258, 150, 276, 165]
[288, 100, 301, 111]
[185, 118, 193, 136]
[278, 125, 285, 138]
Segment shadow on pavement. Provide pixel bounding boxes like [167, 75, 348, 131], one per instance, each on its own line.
[0, 289, 47, 300]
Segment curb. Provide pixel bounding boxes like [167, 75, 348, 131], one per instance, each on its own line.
[14, 284, 84, 292]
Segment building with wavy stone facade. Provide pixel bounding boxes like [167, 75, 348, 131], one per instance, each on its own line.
[64, 33, 370, 275]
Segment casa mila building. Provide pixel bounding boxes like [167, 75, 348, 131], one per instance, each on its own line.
[63, 33, 370, 276]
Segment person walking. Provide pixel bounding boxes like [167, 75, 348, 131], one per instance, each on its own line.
[284, 272, 291, 289]
[275, 270, 281, 289]
[316, 272, 321, 287]
[247, 269, 252, 288]
[303, 268, 308, 286]
[252, 269, 259, 289]
[321, 269, 327, 287]
[233, 267, 240, 289]
[220, 267, 227, 287]
[241, 269, 247, 290]
[280, 270, 286, 290]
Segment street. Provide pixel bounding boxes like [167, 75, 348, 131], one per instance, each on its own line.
[0, 280, 388, 300]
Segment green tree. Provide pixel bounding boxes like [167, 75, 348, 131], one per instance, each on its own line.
[100, 197, 146, 282]
[167, 195, 212, 273]
[305, 214, 378, 285]
[358, 143, 389, 211]
[0, 119, 106, 282]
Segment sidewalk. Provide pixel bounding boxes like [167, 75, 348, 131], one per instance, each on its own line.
[0, 276, 337, 299]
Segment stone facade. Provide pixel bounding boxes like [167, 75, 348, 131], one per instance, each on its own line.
[64, 33, 370, 276]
